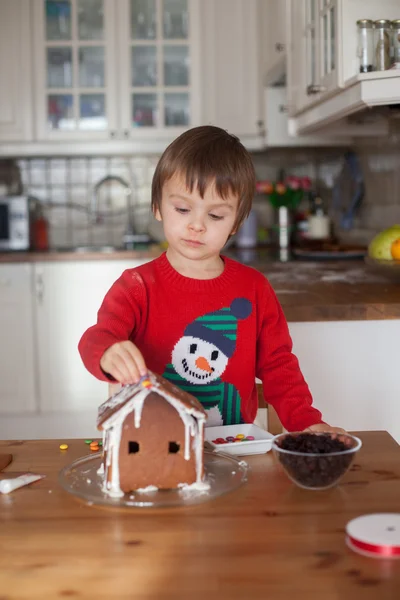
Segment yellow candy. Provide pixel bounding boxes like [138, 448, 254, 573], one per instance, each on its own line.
[59, 444, 68, 450]
[235, 434, 245, 440]
[142, 379, 151, 388]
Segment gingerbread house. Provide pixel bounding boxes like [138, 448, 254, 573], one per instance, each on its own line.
[97, 371, 207, 498]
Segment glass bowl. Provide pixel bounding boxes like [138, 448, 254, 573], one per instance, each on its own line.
[272, 432, 362, 490]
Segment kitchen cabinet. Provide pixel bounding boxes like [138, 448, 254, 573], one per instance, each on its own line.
[287, 0, 400, 134]
[287, 0, 341, 116]
[0, 0, 33, 142]
[260, 0, 286, 80]
[32, 0, 201, 145]
[0, 264, 37, 413]
[290, 320, 400, 444]
[200, 0, 264, 149]
[33, 259, 148, 412]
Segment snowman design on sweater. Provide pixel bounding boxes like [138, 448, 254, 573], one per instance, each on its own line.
[162, 298, 252, 426]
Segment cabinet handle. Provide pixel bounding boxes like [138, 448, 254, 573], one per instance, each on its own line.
[306, 84, 326, 95]
[279, 104, 288, 113]
[275, 42, 285, 53]
[123, 130, 130, 138]
[35, 273, 44, 304]
[110, 131, 116, 138]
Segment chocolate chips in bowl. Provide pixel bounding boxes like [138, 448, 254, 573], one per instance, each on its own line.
[272, 432, 362, 490]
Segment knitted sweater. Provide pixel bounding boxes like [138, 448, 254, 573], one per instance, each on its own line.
[78, 252, 323, 431]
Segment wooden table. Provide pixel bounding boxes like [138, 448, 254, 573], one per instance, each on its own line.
[1, 432, 399, 599]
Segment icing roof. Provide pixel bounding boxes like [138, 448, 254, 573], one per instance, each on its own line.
[97, 371, 207, 430]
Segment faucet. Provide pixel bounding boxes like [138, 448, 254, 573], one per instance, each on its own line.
[91, 175, 136, 248]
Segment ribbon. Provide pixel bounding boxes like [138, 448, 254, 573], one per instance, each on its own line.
[347, 535, 400, 557]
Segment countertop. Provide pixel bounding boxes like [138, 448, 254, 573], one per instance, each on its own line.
[0, 432, 399, 599]
[0, 246, 399, 322]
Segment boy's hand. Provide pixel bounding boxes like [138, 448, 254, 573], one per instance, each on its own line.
[100, 341, 147, 385]
[304, 423, 347, 435]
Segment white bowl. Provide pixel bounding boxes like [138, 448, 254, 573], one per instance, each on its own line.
[204, 424, 274, 456]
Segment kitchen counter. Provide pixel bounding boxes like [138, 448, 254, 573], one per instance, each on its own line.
[0, 432, 399, 599]
[0, 246, 399, 322]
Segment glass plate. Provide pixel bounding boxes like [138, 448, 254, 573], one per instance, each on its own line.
[58, 450, 248, 508]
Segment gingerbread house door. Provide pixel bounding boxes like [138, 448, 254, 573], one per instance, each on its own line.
[118, 393, 197, 491]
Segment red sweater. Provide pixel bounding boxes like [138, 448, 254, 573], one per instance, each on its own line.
[78, 252, 323, 431]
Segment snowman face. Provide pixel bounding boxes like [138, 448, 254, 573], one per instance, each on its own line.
[172, 336, 228, 384]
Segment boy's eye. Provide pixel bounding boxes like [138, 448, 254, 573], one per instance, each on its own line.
[175, 207, 189, 214]
[209, 214, 224, 221]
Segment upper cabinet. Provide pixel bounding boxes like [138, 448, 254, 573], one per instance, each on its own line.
[287, 0, 341, 115]
[287, 0, 400, 134]
[0, 0, 33, 141]
[200, 0, 264, 149]
[32, 0, 201, 144]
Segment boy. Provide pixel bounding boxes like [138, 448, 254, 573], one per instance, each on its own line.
[79, 125, 343, 433]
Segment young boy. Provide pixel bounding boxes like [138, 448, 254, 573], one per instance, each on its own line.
[79, 125, 343, 433]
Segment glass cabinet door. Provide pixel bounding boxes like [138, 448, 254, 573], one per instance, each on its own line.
[38, 0, 116, 136]
[128, 0, 192, 129]
[318, 0, 339, 92]
[303, 0, 318, 96]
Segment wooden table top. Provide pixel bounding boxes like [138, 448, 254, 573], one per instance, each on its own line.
[1, 432, 399, 599]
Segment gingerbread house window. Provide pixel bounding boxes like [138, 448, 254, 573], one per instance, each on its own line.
[168, 442, 180, 454]
[128, 441, 140, 454]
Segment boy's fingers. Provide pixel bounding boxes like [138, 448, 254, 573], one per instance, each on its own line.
[118, 347, 141, 383]
[125, 344, 147, 377]
[111, 354, 135, 384]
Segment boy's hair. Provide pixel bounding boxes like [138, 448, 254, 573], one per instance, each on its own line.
[151, 125, 256, 230]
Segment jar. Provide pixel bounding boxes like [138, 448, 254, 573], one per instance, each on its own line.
[357, 19, 374, 73]
[374, 20, 392, 70]
[392, 20, 400, 68]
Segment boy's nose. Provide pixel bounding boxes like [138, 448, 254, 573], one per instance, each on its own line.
[188, 216, 205, 232]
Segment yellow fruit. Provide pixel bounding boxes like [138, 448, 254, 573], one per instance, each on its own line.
[368, 225, 400, 260]
[391, 238, 400, 260]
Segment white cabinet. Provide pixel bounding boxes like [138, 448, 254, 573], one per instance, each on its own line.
[287, 0, 400, 133]
[260, 0, 286, 78]
[32, 0, 201, 143]
[0, 264, 37, 413]
[290, 320, 400, 444]
[0, 0, 33, 142]
[33, 259, 148, 412]
[264, 87, 349, 146]
[200, 0, 264, 149]
[287, 0, 342, 116]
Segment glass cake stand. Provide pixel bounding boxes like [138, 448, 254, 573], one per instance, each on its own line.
[58, 450, 248, 508]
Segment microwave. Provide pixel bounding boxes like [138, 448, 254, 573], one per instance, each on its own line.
[0, 196, 32, 251]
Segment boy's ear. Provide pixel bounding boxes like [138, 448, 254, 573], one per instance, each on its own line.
[154, 207, 162, 222]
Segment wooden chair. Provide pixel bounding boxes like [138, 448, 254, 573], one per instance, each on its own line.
[108, 382, 283, 435]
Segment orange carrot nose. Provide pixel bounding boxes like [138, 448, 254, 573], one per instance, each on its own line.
[195, 356, 212, 372]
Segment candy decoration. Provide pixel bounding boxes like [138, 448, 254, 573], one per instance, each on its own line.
[59, 444, 68, 450]
[84, 440, 93, 445]
[211, 433, 258, 445]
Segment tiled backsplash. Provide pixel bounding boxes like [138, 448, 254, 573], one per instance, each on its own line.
[4, 136, 400, 249]
[17, 156, 159, 248]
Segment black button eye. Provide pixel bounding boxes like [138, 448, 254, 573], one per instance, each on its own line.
[169, 442, 180, 454]
[190, 344, 197, 354]
[211, 350, 219, 361]
[128, 441, 139, 454]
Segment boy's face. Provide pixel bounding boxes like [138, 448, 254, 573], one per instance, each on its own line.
[154, 173, 239, 260]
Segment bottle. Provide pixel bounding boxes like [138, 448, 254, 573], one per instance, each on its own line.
[374, 20, 392, 71]
[307, 196, 330, 240]
[32, 204, 49, 251]
[357, 19, 374, 73]
[392, 20, 400, 69]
